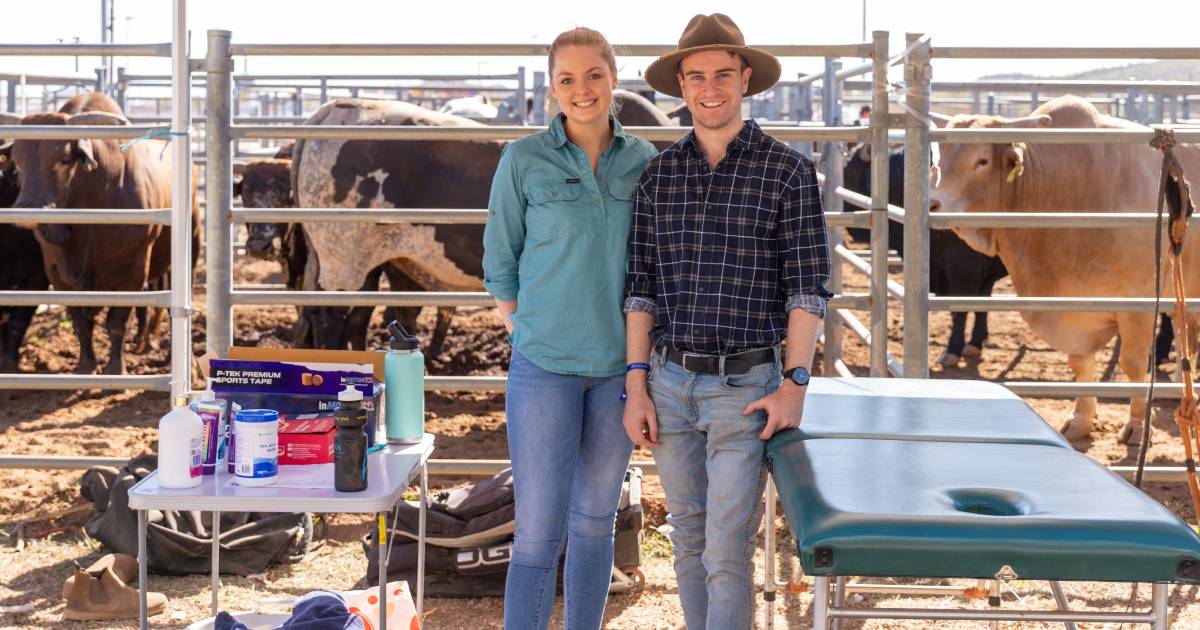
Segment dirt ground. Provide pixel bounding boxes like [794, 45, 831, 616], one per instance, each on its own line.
[2, 252, 1199, 629]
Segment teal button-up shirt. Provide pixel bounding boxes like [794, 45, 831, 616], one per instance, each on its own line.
[483, 113, 658, 377]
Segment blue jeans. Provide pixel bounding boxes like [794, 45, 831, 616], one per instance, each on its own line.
[647, 348, 780, 630]
[504, 349, 634, 630]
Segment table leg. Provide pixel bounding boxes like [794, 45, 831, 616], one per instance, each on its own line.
[812, 576, 830, 630]
[418, 460, 427, 620]
[138, 509, 148, 630]
[212, 510, 221, 617]
[378, 512, 388, 630]
[1151, 582, 1169, 630]
[1047, 580, 1077, 630]
[763, 475, 776, 630]
[832, 576, 846, 630]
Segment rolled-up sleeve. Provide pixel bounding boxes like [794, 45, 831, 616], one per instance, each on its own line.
[778, 158, 833, 319]
[623, 169, 657, 314]
[482, 145, 524, 302]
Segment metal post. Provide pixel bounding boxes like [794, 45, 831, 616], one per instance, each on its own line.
[532, 71, 546, 125]
[1153, 94, 1165, 123]
[1183, 94, 1191, 121]
[902, 33, 931, 378]
[1151, 582, 1168, 630]
[319, 77, 328, 105]
[972, 89, 980, 114]
[986, 92, 995, 116]
[418, 459, 428, 618]
[763, 475, 777, 630]
[5, 80, 15, 113]
[170, 0, 192, 401]
[1048, 581, 1078, 630]
[95, 67, 106, 94]
[205, 30, 234, 360]
[293, 87, 302, 116]
[1030, 84, 1039, 112]
[822, 58, 845, 375]
[115, 67, 127, 111]
[1141, 91, 1151, 123]
[516, 65, 527, 124]
[869, 30, 890, 377]
[138, 509, 148, 630]
[211, 510, 220, 615]
[832, 576, 847, 630]
[813, 576, 831, 630]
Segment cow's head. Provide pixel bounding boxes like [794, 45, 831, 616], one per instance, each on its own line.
[10, 111, 129, 241]
[235, 159, 294, 260]
[929, 112, 1051, 256]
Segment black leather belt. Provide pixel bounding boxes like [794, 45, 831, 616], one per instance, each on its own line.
[659, 345, 777, 375]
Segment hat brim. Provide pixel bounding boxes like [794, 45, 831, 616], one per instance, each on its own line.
[644, 44, 782, 99]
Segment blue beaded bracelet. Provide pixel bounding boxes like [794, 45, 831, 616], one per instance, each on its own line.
[626, 362, 651, 372]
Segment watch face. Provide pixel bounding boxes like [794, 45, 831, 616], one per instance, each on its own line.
[791, 367, 811, 386]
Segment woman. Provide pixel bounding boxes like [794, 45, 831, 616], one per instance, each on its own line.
[482, 27, 658, 630]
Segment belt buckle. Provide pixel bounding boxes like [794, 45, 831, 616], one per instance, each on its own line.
[680, 352, 705, 374]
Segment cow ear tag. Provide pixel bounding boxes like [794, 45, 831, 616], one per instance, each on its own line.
[1006, 166, 1019, 183]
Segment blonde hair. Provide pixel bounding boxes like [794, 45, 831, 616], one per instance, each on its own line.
[548, 27, 617, 77]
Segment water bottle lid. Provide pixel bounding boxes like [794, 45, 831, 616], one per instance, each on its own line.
[387, 320, 420, 351]
[337, 384, 363, 402]
[236, 409, 279, 423]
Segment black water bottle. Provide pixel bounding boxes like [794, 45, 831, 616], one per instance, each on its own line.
[334, 385, 369, 492]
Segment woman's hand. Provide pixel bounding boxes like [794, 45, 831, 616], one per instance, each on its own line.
[495, 299, 517, 334]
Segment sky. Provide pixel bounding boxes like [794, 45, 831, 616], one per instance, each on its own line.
[4, 1, 1200, 87]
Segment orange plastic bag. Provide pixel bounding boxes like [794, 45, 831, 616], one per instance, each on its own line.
[341, 580, 420, 630]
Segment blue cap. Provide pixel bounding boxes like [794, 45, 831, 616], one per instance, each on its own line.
[236, 409, 279, 423]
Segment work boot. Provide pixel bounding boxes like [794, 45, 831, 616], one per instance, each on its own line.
[63, 553, 167, 620]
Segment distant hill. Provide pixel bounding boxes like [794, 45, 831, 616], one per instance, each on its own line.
[980, 60, 1200, 82]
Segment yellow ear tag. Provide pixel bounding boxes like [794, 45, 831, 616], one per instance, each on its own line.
[1006, 166, 1019, 183]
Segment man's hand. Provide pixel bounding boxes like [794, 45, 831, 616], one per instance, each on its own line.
[623, 385, 659, 449]
[743, 382, 806, 440]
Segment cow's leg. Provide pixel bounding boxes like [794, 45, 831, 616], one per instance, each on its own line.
[381, 263, 421, 335]
[1115, 314, 1155, 445]
[1155, 313, 1175, 366]
[102, 307, 131, 375]
[427, 307, 455, 360]
[937, 312, 968, 367]
[963, 312, 989, 358]
[70, 306, 98, 375]
[1061, 352, 1098, 441]
[3, 306, 37, 372]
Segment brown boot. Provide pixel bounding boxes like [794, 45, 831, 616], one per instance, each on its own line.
[63, 553, 167, 621]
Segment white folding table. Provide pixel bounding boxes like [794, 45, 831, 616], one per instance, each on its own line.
[129, 434, 434, 630]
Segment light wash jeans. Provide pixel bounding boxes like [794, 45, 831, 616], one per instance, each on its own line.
[647, 347, 781, 630]
[503, 349, 634, 630]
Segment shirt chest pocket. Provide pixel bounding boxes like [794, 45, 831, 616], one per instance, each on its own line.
[526, 181, 583, 240]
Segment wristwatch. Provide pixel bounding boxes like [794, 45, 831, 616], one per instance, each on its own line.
[782, 366, 811, 388]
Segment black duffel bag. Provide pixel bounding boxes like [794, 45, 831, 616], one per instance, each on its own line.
[364, 467, 643, 597]
[81, 454, 317, 575]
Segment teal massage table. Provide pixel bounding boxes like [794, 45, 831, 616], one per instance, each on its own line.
[764, 377, 1200, 629]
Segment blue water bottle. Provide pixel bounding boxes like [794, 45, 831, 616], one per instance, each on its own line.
[385, 321, 425, 444]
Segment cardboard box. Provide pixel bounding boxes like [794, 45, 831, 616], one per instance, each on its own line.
[278, 414, 337, 465]
[205, 347, 384, 447]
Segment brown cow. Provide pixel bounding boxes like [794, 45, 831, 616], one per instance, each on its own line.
[930, 95, 1200, 444]
[10, 93, 200, 375]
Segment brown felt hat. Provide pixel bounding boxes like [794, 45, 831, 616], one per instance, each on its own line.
[644, 13, 781, 99]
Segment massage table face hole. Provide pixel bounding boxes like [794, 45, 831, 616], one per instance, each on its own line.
[944, 488, 1031, 517]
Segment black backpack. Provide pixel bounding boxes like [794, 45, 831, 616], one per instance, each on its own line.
[364, 467, 644, 597]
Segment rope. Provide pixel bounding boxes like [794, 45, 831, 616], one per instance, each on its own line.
[119, 127, 191, 159]
[1145, 128, 1200, 528]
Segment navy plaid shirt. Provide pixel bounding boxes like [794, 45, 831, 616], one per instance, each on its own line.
[623, 119, 832, 355]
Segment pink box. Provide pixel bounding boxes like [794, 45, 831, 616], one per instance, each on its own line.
[278, 414, 336, 465]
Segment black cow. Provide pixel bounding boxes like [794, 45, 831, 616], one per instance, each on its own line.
[843, 145, 1008, 366]
[0, 118, 49, 372]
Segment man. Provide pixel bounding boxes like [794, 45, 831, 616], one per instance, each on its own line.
[622, 13, 831, 629]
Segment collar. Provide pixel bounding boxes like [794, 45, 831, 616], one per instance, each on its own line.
[546, 112, 626, 149]
[684, 119, 761, 158]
